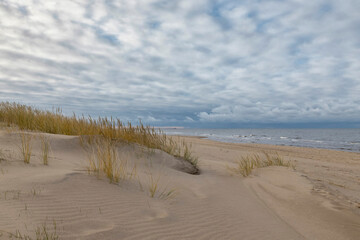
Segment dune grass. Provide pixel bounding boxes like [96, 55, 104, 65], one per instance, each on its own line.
[180, 140, 198, 168]
[0, 148, 5, 162]
[0, 221, 59, 240]
[147, 172, 176, 200]
[19, 133, 32, 164]
[40, 135, 50, 165]
[148, 174, 160, 198]
[0, 102, 198, 171]
[229, 152, 294, 177]
[34, 221, 59, 240]
[84, 136, 177, 200]
[83, 136, 137, 183]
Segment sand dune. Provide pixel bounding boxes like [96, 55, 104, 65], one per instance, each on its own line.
[0, 130, 359, 239]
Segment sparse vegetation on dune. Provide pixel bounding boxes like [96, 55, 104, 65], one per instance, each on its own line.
[83, 136, 177, 199]
[0, 149, 5, 162]
[19, 133, 32, 164]
[0, 221, 59, 240]
[40, 135, 50, 166]
[0, 102, 199, 171]
[229, 152, 294, 177]
[147, 173, 176, 200]
[83, 136, 137, 183]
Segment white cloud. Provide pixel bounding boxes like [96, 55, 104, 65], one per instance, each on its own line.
[0, 0, 359, 125]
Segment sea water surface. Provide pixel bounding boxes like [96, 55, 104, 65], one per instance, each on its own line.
[162, 128, 360, 153]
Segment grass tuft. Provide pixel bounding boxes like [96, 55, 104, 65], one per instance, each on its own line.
[229, 152, 294, 177]
[19, 133, 32, 164]
[83, 136, 136, 183]
[147, 173, 176, 200]
[0, 220, 59, 240]
[180, 140, 198, 169]
[40, 135, 50, 165]
[0, 148, 5, 162]
[35, 221, 59, 240]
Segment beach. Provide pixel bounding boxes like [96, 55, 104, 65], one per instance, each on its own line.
[0, 130, 359, 239]
[1, 0, 359, 238]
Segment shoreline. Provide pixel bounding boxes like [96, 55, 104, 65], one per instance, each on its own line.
[169, 133, 360, 154]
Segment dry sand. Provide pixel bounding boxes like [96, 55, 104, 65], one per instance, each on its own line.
[0, 130, 359, 239]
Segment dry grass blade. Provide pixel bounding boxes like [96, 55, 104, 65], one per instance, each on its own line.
[158, 188, 177, 200]
[0, 220, 59, 240]
[35, 220, 59, 240]
[229, 152, 294, 177]
[148, 174, 160, 198]
[83, 137, 137, 184]
[0, 148, 5, 162]
[146, 168, 176, 200]
[19, 133, 32, 164]
[234, 154, 261, 177]
[40, 135, 50, 165]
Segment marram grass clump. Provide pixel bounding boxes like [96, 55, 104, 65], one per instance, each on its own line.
[83, 136, 137, 183]
[0, 102, 199, 172]
[19, 133, 32, 164]
[40, 135, 50, 165]
[229, 152, 294, 177]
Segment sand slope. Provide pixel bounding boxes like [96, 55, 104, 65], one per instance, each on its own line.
[0, 130, 359, 239]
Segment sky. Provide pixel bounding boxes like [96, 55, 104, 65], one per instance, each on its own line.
[0, 0, 360, 128]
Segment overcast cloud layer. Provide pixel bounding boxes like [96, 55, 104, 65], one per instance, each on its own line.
[1, 0, 360, 126]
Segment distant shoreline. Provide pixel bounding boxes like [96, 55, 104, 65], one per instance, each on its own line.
[172, 134, 360, 154]
[165, 128, 360, 153]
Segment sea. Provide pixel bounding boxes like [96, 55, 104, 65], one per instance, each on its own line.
[162, 128, 360, 153]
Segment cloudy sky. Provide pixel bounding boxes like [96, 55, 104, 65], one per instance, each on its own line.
[1, 0, 359, 127]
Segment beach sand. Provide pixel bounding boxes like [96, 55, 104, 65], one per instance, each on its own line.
[0, 130, 359, 239]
